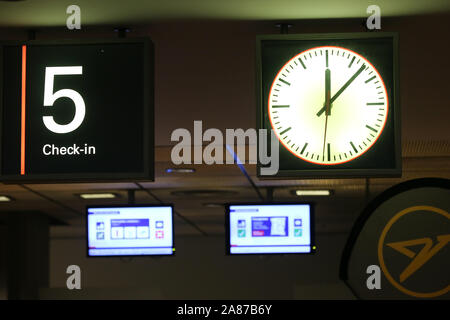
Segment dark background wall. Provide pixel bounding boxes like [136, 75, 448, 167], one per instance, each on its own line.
[46, 234, 353, 299]
[0, 227, 6, 299]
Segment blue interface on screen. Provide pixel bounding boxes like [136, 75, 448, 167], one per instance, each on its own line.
[228, 204, 312, 254]
[87, 206, 174, 256]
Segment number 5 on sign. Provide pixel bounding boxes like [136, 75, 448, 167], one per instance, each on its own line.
[43, 66, 86, 134]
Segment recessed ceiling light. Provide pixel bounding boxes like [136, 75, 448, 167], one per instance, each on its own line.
[165, 168, 196, 173]
[0, 195, 13, 202]
[79, 193, 117, 199]
[202, 203, 224, 208]
[293, 190, 331, 196]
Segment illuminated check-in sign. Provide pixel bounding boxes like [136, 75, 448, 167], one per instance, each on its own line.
[0, 39, 154, 182]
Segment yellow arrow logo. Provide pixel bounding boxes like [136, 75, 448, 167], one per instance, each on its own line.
[378, 205, 450, 298]
[386, 234, 450, 283]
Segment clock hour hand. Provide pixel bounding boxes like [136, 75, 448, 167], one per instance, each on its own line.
[316, 63, 366, 117]
[322, 68, 331, 158]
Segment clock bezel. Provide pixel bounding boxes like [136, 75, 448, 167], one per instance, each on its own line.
[256, 32, 401, 179]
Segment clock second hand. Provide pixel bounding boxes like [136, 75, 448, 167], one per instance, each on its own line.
[322, 68, 331, 159]
[316, 63, 366, 117]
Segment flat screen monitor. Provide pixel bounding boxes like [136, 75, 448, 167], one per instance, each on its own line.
[226, 203, 314, 255]
[87, 205, 174, 257]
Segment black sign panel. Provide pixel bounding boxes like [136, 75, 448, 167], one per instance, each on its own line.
[256, 33, 401, 178]
[340, 178, 450, 299]
[0, 39, 153, 182]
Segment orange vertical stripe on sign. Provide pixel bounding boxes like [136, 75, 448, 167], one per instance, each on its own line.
[21, 45, 26, 175]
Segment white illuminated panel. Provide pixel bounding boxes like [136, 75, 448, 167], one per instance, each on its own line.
[228, 204, 312, 254]
[87, 206, 174, 256]
[295, 190, 330, 196]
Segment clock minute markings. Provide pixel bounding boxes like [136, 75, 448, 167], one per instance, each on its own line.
[272, 105, 290, 108]
[300, 142, 308, 155]
[366, 125, 378, 133]
[348, 56, 356, 68]
[279, 127, 291, 137]
[279, 78, 291, 86]
[298, 57, 307, 69]
[327, 143, 331, 162]
[365, 75, 376, 83]
[350, 141, 358, 154]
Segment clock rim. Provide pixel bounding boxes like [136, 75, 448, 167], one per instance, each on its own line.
[268, 45, 389, 166]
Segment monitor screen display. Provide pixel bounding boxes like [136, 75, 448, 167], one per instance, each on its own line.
[226, 203, 314, 254]
[87, 205, 174, 256]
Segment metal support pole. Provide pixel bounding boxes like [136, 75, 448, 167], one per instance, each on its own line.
[114, 27, 130, 38]
[267, 187, 274, 202]
[128, 189, 135, 205]
[275, 23, 293, 34]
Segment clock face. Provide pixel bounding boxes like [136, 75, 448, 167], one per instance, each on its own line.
[268, 46, 389, 165]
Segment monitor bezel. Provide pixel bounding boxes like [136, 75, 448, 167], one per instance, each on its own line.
[225, 202, 315, 256]
[86, 203, 175, 258]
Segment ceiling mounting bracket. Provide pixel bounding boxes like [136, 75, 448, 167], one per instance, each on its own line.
[28, 29, 36, 40]
[275, 23, 293, 34]
[127, 189, 135, 205]
[114, 27, 130, 38]
[266, 187, 274, 202]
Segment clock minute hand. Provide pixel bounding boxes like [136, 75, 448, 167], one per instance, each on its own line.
[316, 63, 366, 117]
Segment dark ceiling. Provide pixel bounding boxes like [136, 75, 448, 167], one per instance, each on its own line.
[1, 0, 449, 27]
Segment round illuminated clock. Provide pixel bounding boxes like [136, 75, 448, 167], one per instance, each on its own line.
[268, 46, 388, 165]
